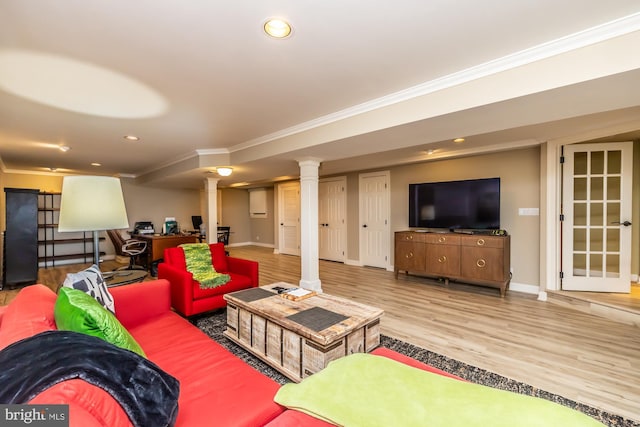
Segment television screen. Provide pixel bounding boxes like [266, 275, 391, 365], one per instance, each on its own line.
[409, 178, 500, 230]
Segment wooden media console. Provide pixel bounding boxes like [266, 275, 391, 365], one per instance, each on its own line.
[394, 231, 511, 296]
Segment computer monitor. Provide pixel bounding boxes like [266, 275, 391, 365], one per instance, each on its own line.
[191, 215, 203, 230]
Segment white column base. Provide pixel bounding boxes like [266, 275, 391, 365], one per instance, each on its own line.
[299, 278, 322, 292]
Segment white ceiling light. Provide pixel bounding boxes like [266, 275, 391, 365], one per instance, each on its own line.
[59, 145, 70, 152]
[216, 167, 233, 177]
[264, 18, 292, 38]
[124, 135, 140, 141]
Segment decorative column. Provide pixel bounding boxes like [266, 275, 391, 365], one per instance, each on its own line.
[298, 159, 322, 292]
[204, 177, 219, 244]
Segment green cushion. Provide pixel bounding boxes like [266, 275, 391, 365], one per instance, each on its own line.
[54, 287, 145, 357]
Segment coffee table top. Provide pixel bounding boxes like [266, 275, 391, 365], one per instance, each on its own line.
[104, 270, 148, 287]
[224, 282, 384, 346]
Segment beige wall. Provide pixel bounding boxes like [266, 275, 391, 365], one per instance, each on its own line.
[119, 178, 200, 235]
[2, 140, 637, 285]
[220, 186, 274, 246]
[0, 173, 201, 259]
[276, 147, 541, 286]
[1, 174, 63, 229]
[249, 187, 275, 245]
[219, 188, 250, 245]
[388, 147, 541, 286]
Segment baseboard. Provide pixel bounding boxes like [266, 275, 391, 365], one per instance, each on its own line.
[508, 281, 539, 295]
[38, 254, 116, 268]
[345, 258, 362, 266]
[228, 241, 274, 249]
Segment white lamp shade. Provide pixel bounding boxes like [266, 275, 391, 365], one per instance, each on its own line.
[58, 176, 129, 232]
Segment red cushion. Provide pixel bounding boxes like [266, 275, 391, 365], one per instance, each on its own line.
[209, 243, 228, 272]
[265, 409, 333, 427]
[0, 284, 57, 351]
[192, 272, 252, 300]
[371, 347, 464, 380]
[30, 380, 130, 427]
[128, 311, 284, 426]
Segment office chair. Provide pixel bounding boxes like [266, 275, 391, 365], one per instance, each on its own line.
[217, 226, 230, 255]
[217, 226, 230, 245]
[106, 230, 148, 270]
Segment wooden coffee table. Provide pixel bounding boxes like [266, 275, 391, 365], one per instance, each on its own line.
[223, 282, 384, 382]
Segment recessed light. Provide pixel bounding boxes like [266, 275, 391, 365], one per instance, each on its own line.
[453, 138, 465, 143]
[91, 162, 101, 167]
[59, 145, 70, 152]
[264, 18, 292, 38]
[124, 135, 140, 141]
[426, 149, 435, 155]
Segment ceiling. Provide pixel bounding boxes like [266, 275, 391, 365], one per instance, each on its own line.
[1, 1, 640, 189]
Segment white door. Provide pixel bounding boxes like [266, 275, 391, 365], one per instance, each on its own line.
[278, 182, 300, 256]
[359, 171, 390, 268]
[561, 142, 633, 292]
[319, 177, 346, 262]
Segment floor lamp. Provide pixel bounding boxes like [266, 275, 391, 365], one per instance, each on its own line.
[58, 176, 129, 267]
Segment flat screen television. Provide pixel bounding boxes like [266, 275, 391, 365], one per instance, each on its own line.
[409, 177, 500, 230]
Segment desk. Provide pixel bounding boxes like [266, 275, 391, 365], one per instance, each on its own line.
[137, 234, 198, 265]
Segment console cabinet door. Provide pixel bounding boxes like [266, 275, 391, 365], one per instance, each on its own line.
[425, 234, 460, 276]
[394, 232, 425, 272]
[394, 231, 511, 296]
[460, 236, 507, 283]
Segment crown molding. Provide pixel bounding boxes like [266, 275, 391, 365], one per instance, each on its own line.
[230, 12, 640, 153]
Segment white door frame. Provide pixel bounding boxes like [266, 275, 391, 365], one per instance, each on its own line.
[358, 170, 391, 269]
[276, 181, 300, 256]
[561, 142, 633, 292]
[319, 176, 347, 262]
[540, 120, 640, 300]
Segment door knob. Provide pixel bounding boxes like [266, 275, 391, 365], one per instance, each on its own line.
[363, 224, 368, 228]
[612, 221, 632, 227]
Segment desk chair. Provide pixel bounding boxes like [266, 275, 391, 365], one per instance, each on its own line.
[217, 226, 230, 255]
[107, 230, 148, 270]
[217, 226, 230, 245]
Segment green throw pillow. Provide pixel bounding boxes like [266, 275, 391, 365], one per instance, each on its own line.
[54, 287, 146, 357]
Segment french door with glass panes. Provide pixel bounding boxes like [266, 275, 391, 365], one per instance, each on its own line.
[561, 142, 633, 292]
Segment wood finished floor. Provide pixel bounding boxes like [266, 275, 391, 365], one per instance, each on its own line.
[2, 248, 639, 423]
[229, 246, 640, 424]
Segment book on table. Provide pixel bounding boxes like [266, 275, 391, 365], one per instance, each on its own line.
[280, 287, 317, 301]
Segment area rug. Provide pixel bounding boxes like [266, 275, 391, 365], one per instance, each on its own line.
[195, 310, 638, 427]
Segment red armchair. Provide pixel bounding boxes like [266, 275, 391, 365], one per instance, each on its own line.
[158, 243, 259, 316]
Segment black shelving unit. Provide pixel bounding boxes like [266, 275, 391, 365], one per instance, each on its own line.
[3, 188, 39, 289]
[38, 192, 104, 267]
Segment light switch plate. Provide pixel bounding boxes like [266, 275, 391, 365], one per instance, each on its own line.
[519, 208, 539, 216]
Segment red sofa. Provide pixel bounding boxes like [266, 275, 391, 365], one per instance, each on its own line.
[158, 242, 258, 316]
[0, 280, 284, 427]
[1, 280, 595, 427]
[0, 279, 464, 427]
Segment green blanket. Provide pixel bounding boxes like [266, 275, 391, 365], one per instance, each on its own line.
[180, 243, 230, 289]
[274, 353, 604, 427]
